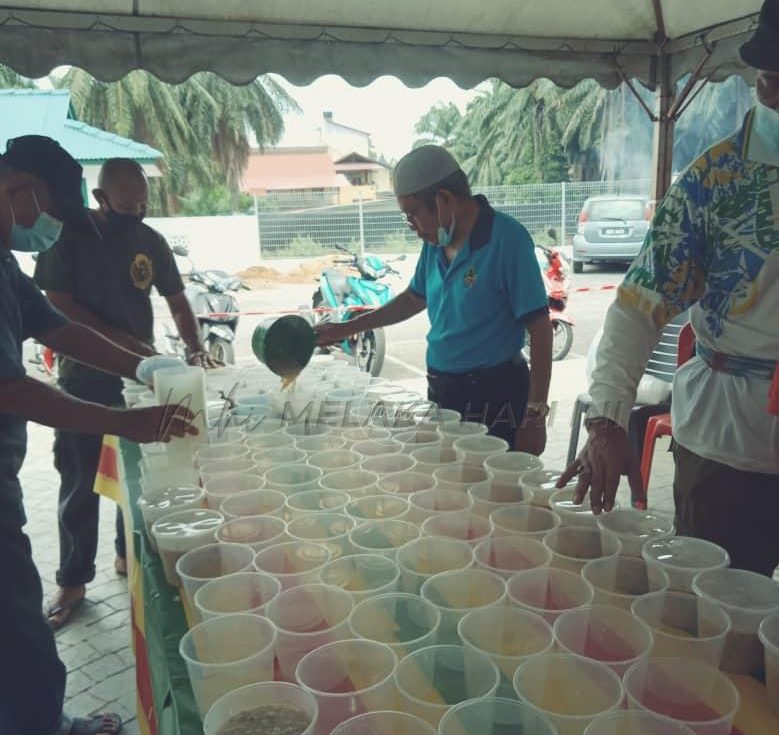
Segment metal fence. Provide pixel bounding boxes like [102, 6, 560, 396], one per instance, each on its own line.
[256, 180, 652, 258]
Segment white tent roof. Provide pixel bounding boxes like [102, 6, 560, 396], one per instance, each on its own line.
[0, 1, 763, 88]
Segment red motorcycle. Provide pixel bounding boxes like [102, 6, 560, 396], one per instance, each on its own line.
[523, 241, 574, 362]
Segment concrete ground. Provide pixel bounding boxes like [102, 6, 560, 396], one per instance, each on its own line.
[20, 259, 681, 732]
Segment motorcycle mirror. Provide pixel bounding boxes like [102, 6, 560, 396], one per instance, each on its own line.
[172, 245, 190, 257]
[397, 254, 407, 261]
[547, 228, 558, 244]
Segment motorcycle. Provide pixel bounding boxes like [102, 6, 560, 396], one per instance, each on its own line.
[523, 230, 574, 362]
[311, 245, 405, 376]
[30, 342, 57, 380]
[165, 245, 249, 364]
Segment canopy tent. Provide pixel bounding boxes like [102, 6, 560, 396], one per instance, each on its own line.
[0, 1, 765, 196]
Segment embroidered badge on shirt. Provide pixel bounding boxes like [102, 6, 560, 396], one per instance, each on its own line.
[131, 253, 154, 290]
[463, 267, 477, 288]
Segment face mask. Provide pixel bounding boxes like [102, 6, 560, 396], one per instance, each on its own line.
[436, 196, 457, 247]
[105, 209, 144, 229]
[7, 190, 63, 253]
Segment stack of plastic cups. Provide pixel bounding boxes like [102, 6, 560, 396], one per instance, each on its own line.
[247, 431, 296, 453]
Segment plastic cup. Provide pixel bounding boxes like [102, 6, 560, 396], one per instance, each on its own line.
[285, 423, 333, 439]
[220, 488, 286, 520]
[432, 463, 489, 492]
[246, 432, 296, 452]
[194, 571, 282, 620]
[553, 604, 653, 676]
[205, 427, 245, 446]
[458, 607, 554, 697]
[394, 645, 500, 727]
[176, 542, 256, 616]
[396, 536, 474, 595]
[491, 504, 561, 539]
[376, 470, 436, 496]
[415, 405, 461, 426]
[420, 568, 506, 643]
[295, 639, 398, 735]
[642, 536, 730, 592]
[203, 681, 318, 735]
[507, 567, 595, 624]
[139, 464, 199, 494]
[307, 449, 362, 473]
[520, 469, 578, 508]
[296, 434, 348, 452]
[360, 453, 416, 475]
[266, 583, 353, 682]
[513, 653, 624, 735]
[582, 555, 670, 610]
[474, 535, 551, 579]
[583, 710, 696, 735]
[692, 567, 779, 675]
[319, 469, 380, 496]
[394, 430, 443, 454]
[215, 515, 287, 552]
[331, 711, 436, 735]
[550, 488, 621, 527]
[318, 553, 400, 603]
[203, 472, 265, 510]
[623, 658, 740, 735]
[408, 488, 473, 523]
[241, 417, 287, 438]
[631, 591, 731, 668]
[421, 511, 492, 547]
[409, 445, 459, 474]
[596, 508, 675, 556]
[485, 452, 544, 483]
[253, 540, 332, 589]
[252, 446, 308, 475]
[195, 443, 249, 467]
[179, 613, 277, 717]
[453, 434, 509, 466]
[285, 489, 350, 519]
[438, 421, 489, 448]
[348, 592, 440, 656]
[265, 464, 324, 495]
[352, 439, 403, 458]
[345, 494, 409, 521]
[200, 457, 259, 484]
[152, 509, 224, 587]
[287, 513, 356, 559]
[137, 485, 205, 550]
[758, 612, 779, 716]
[544, 526, 622, 574]
[349, 519, 420, 559]
[439, 696, 558, 735]
[468, 478, 533, 518]
[340, 426, 391, 448]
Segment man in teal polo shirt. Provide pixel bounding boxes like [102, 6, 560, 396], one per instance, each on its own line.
[316, 145, 552, 453]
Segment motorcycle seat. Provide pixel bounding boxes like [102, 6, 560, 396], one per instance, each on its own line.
[322, 268, 352, 305]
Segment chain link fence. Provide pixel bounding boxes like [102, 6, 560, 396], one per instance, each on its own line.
[257, 180, 651, 258]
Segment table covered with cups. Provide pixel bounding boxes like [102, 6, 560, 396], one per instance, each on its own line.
[107, 356, 779, 735]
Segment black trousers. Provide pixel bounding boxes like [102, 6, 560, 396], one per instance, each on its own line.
[0, 522, 66, 735]
[54, 376, 126, 587]
[427, 360, 531, 447]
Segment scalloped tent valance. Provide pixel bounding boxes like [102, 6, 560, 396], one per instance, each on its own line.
[0, 1, 762, 88]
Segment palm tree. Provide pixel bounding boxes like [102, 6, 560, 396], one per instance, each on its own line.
[413, 102, 463, 148]
[0, 65, 34, 89]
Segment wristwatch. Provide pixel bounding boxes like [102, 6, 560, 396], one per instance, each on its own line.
[525, 402, 550, 418]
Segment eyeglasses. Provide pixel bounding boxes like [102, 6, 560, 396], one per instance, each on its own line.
[400, 211, 421, 226]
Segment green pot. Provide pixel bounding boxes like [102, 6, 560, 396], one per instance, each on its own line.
[252, 315, 315, 377]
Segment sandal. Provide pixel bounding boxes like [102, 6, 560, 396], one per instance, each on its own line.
[46, 589, 85, 631]
[70, 713, 122, 735]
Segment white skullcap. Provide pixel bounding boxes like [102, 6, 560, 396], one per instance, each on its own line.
[392, 144, 462, 196]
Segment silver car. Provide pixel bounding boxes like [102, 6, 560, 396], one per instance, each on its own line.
[572, 195, 650, 273]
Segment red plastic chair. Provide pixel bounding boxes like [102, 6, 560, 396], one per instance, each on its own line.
[636, 322, 695, 508]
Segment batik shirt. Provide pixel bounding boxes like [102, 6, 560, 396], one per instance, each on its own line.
[589, 104, 779, 474]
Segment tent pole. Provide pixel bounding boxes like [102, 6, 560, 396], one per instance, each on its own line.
[651, 53, 675, 202]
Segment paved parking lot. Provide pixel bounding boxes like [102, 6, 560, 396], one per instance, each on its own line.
[20, 255, 680, 733]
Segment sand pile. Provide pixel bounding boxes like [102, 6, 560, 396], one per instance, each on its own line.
[237, 256, 337, 288]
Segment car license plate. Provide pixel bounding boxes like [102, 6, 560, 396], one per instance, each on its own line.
[603, 227, 628, 236]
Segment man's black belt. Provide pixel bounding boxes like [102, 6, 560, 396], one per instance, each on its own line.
[427, 359, 520, 385]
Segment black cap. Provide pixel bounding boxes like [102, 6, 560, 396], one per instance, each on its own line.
[740, 0, 779, 72]
[0, 134, 99, 237]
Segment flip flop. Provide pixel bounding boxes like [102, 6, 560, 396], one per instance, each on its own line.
[70, 713, 122, 735]
[46, 596, 84, 631]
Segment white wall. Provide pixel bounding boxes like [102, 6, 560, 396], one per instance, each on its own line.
[145, 215, 260, 274]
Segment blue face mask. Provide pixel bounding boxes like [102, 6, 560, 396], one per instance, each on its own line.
[436, 197, 457, 247]
[10, 211, 63, 253]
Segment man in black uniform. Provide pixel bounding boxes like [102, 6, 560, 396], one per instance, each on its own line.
[35, 158, 215, 629]
[0, 136, 193, 735]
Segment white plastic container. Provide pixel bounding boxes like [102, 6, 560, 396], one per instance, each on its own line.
[151, 508, 224, 587]
[393, 430, 442, 454]
[137, 485, 204, 549]
[195, 442, 249, 467]
[153, 365, 208, 460]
